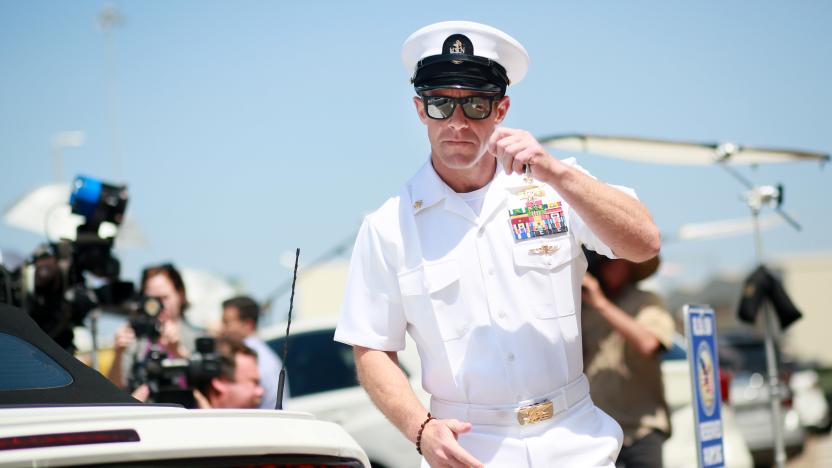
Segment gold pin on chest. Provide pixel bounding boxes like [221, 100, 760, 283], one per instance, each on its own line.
[528, 244, 559, 255]
[517, 187, 545, 203]
[413, 200, 423, 210]
[515, 164, 543, 200]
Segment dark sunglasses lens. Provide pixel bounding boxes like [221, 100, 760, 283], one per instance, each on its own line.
[461, 97, 492, 119]
[425, 97, 455, 119]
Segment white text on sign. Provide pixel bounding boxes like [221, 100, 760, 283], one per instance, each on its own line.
[692, 314, 714, 336]
[699, 420, 723, 441]
[703, 445, 724, 465]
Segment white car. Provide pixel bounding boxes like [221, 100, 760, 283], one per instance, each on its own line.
[0, 406, 370, 468]
[262, 318, 425, 468]
[0, 304, 370, 468]
[726, 372, 805, 463]
[790, 368, 831, 432]
[718, 332, 808, 465]
[264, 321, 755, 468]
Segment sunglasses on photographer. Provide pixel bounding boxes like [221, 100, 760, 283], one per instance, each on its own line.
[421, 94, 498, 120]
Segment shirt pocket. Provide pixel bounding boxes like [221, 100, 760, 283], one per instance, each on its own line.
[512, 236, 578, 319]
[397, 259, 470, 341]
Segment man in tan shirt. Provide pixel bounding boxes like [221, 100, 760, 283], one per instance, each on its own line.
[581, 249, 674, 467]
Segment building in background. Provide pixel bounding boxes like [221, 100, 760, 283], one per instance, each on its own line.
[776, 252, 832, 367]
[296, 261, 349, 319]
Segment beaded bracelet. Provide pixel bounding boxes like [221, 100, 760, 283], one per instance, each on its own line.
[415, 412, 436, 455]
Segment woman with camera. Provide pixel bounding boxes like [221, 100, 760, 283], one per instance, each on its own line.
[107, 263, 202, 391]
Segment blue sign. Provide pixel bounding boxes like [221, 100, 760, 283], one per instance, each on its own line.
[684, 305, 725, 468]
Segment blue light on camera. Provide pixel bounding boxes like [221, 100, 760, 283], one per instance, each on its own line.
[70, 175, 103, 218]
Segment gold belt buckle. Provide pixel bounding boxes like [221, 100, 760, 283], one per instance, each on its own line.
[516, 400, 554, 425]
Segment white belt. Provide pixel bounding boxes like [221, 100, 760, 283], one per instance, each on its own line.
[430, 374, 590, 426]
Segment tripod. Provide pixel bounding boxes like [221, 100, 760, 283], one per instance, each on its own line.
[741, 182, 794, 468]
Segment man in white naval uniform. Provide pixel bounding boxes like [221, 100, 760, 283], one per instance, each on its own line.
[334, 21, 661, 468]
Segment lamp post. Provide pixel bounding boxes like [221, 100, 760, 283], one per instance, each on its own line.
[51, 130, 85, 182]
[97, 5, 124, 182]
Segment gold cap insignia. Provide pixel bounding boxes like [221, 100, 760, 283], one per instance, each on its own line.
[443, 34, 473, 56]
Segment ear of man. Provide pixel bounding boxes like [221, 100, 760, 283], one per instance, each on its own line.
[413, 96, 429, 123]
[211, 377, 227, 396]
[494, 95, 510, 122]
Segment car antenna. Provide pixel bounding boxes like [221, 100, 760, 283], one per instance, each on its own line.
[275, 247, 299, 410]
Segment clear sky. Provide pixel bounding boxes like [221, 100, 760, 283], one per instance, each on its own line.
[2, 1, 830, 321]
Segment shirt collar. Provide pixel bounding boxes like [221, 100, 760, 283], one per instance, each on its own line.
[408, 157, 515, 225]
[408, 159, 447, 214]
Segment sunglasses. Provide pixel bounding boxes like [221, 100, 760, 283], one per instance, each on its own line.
[421, 94, 497, 120]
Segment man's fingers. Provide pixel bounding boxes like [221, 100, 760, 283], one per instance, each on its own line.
[489, 126, 516, 145]
[516, 147, 537, 165]
[488, 130, 543, 176]
[511, 146, 536, 174]
[488, 128, 520, 155]
[423, 420, 482, 468]
[447, 445, 484, 468]
[445, 419, 473, 435]
[505, 141, 527, 158]
[131, 384, 150, 402]
[431, 454, 467, 468]
[491, 136, 523, 174]
[496, 134, 523, 156]
[513, 147, 541, 175]
[512, 157, 525, 176]
[192, 389, 212, 409]
[430, 436, 481, 468]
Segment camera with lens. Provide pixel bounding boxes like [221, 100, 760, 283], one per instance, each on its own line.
[133, 336, 221, 408]
[127, 295, 164, 341]
[0, 175, 135, 352]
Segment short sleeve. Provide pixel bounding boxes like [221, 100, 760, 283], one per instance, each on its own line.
[634, 292, 675, 350]
[561, 158, 639, 259]
[334, 217, 408, 351]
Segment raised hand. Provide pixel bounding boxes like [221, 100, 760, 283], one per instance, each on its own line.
[113, 324, 136, 354]
[488, 127, 558, 180]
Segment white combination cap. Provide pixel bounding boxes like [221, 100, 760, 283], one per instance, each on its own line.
[402, 21, 529, 95]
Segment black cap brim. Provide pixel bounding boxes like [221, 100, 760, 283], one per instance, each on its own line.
[412, 55, 508, 95]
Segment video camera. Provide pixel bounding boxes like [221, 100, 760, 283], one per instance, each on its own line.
[132, 336, 222, 408]
[0, 175, 135, 351]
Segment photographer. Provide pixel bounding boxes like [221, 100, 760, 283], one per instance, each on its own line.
[192, 336, 264, 409]
[220, 295, 285, 409]
[581, 250, 674, 467]
[108, 263, 203, 390]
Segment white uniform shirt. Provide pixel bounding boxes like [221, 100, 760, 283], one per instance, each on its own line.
[335, 159, 634, 406]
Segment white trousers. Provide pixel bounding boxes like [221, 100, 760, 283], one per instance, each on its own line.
[422, 396, 623, 467]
